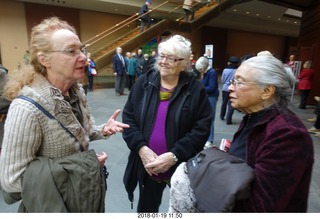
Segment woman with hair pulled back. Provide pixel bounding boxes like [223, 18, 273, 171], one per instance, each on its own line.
[228, 54, 314, 212]
[169, 52, 314, 212]
[0, 17, 129, 212]
[122, 34, 212, 212]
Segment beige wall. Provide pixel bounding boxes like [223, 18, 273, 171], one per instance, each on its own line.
[0, 1, 131, 74]
[0, 0, 28, 73]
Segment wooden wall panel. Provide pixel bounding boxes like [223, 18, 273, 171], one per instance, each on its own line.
[24, 3, 80, 43]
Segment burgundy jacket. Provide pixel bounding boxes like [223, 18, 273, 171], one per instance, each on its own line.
[232, 107, 314, 212]
[298, 68, 315, 90]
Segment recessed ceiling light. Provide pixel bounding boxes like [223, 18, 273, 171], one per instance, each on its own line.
[256, 13, 259, 16]
[246, 11, 250, 14]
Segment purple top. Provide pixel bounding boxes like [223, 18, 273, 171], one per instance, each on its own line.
[149, 99, 172, 181]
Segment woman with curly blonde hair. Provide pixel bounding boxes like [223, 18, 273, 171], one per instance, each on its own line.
[0, 17, 129, 212]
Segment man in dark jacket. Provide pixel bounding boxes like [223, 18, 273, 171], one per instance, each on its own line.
[139, 0, 152, 33]
[112, 47, 127, 96]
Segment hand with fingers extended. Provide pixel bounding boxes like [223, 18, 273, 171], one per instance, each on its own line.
[102, 109, 130, 136]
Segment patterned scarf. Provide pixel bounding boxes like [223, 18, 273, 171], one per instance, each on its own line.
[159, 85, 175, 100]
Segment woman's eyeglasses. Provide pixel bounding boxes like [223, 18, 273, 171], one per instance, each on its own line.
[229, 78, 260, 88]
[158, 55, 184, 64]
[51, 45, 87, 57]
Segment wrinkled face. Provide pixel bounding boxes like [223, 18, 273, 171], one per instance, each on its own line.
[157, 52, 185, 78]
[46, 29, 86, 83]
[228, 63, 265, 114]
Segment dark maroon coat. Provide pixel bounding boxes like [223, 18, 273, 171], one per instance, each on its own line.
[232, 107, 314, 212]
[298, 68, 315, 90]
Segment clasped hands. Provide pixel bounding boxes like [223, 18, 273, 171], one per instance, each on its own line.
[139, 146, 175, 176]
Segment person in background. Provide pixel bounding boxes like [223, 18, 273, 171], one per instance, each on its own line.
[136, 48, 144, 77]
[139, 0, 152, 33]
[298, 60, 315, 109]
[195, 56, 219, 149]
[141, 53, 150, 75]
[286, 54, 295, 72]
[79, 65, 89, 95]
[125, 52, 131, 72]
[183, 0, 195, 22]
[127, 52, 138, 91]
[125, 52, 132, 89]
[147, 50, 157, 71]
[220, 56, 239, 125]
[228, 54, 313, 212]
[122, 35, 212, 212]
[86, 52, 96, 92]
[112, 47, 127, 96]
[0, 17, 129, 212]
[189, 53, 199, 79]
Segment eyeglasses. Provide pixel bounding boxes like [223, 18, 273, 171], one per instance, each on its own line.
[229, 78, 260, 88]
[158, 54, 184, 63]
[51, 45, 87, 57]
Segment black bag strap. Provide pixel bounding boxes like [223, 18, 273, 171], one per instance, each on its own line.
[17, 95, 84, 152]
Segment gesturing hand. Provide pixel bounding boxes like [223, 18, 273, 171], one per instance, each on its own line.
[103, 109, 130, 136]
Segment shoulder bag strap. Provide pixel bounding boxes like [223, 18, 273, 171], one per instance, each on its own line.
[17, 95, 84, 152]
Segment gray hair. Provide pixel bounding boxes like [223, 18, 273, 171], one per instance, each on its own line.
[195, 56, 209, 71]
[243, 55, 296, 107]
[157, 35, 191, 71]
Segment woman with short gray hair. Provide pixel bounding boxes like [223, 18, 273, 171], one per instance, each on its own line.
[122, 34, 212, 212]
[195, 56, 219, 149]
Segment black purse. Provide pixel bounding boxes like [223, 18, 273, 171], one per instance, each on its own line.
[187, 147, 254, 212]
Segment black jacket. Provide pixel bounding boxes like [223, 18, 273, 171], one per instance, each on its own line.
[122, 69, 212, 202]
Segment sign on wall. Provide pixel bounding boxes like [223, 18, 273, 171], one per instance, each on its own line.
[205, 44, 214, 68]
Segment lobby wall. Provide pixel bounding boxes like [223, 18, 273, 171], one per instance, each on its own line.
[0, 1, 298, 85]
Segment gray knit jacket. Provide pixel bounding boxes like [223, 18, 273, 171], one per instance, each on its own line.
[0, 74, 107, 193]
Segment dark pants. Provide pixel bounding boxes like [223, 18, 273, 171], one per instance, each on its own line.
[220, 91, 234, 124]
[115, 73, 126, 94]
[299, 90, 311, 109]
[127, 75, 136, 91]
[183, 9, 194, 22]
[88, 75, 94, 91]
[140, 18, 151, 33]
[137, 175, 168, 212]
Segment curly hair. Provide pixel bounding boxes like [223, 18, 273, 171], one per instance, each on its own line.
[4, 17, 77, 100]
